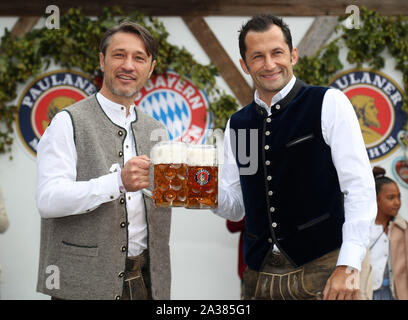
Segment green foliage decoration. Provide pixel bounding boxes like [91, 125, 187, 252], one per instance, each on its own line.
[295, 7, 408, 123]
[2, 6, 408, 156]
[0, 7, 238, 156]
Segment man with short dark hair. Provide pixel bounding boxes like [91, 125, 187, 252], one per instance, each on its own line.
[213, 14, 376, 300]
[36, 21, 171, 300]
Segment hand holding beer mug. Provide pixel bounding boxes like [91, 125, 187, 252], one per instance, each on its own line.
[186, 144, 218, 209]
[121, 155, 151, 192]
[151, 141, 188, 207]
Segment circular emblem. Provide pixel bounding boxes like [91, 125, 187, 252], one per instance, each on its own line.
[195, 169, 210, 186]
[329, 69, 405, 162]
[16, 70, 97, 157]
[134, 71, 212, 144]
[392, 156, 408, 188]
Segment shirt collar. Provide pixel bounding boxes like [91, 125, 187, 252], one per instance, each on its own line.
[254, 76, 296, 112]
[96, 92, 136, 126]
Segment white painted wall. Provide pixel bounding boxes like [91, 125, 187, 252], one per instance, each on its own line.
[4, 14, 404, 302]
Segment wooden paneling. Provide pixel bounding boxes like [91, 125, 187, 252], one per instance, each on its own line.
[183, 16, 253, 106]
[0, 0, 407, 16]
[10, 17, 40, 38]
[297, 16, 339, 58]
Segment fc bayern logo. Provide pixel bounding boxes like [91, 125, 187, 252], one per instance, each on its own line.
[134, 71, 212, 144]
[16, 70, 97, 157]
[330, 69, 405, 162]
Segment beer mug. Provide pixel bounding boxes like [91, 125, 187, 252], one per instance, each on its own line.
[186, 144, 218, 209]
[151, 141, 188, 207]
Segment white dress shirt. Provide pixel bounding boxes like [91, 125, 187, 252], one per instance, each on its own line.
[37, 92, 147, 257]
[213, 76, 377, 271]
[368, 223, 390, 290]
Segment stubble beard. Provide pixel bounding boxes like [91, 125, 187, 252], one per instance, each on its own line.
[105, 75, 140, 99]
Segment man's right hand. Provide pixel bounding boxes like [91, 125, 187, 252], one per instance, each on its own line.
[121, 155, 151, 192]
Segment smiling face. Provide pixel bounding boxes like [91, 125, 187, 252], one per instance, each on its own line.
[99, 32, 156, 106]
[240, 24, 298, 105]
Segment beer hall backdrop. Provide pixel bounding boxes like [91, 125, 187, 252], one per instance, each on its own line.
[1, 1, 408, 299]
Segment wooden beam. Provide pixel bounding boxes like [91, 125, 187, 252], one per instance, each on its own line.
[182, 16, 253, 106]
[0, 0, 408, 16]
[10, 16, 40, 38]
[0, 16, 39, 56]
[297, 16, 339, 58]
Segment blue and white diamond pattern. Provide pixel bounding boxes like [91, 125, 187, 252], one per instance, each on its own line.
[139, 90, 191, 141]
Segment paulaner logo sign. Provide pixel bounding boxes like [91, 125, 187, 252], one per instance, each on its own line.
[330, 69, 405, 162]
[16, 70, 97, 157]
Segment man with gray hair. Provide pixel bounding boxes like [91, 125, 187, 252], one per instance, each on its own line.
[36, 21, 171, 300]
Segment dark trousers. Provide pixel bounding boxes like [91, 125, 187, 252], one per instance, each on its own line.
[242, 249, 339, 300]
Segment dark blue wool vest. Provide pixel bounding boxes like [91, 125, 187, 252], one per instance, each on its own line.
[230, 80, 344, 270]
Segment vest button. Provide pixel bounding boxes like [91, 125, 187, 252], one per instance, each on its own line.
[121, 245, 127, 252]
[266, 118, 272, 123]
[118, 130, 123, 136]
[268, 238, 273, 243]
[268, 191, 273, 196]
[267, 176, 272, 181]
[120, 198, 125, 204]
[275, 104, 281, 110]
[272, 222, 277, 228]
[264, 145, 270, 150]
[120, 222, 126, 228]
[265, 131, 270, 136]
[118, 271, 125, 278]
[270, 207, 275, 212]
[265, 160, 270, 166]
[115, 295, 121, 300]
[118, 151, 123, 157]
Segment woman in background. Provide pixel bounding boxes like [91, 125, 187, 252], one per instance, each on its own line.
[360, 166, 408, 300]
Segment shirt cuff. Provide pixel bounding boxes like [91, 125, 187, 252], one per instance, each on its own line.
[117, 170, 127, 194]
[95, 172, 121, 202]
[109, 163, 127, 194]
[336, 241, 367, 271]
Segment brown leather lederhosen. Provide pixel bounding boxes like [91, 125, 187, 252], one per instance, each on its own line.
[242, 249, 339, 300]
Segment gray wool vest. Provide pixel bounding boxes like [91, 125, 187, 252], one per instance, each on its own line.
[36, 94, 171, 300]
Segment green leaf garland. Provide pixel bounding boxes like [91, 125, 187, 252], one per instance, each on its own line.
[2, 6, 408, 156]
[0, 6, 238, 155]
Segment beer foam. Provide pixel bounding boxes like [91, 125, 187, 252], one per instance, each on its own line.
[187, 145, 217, 166]
[151, 141, 188, 164]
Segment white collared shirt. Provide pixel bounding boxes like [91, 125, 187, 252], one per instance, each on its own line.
[36, 92, 147, 256]
[213, 76, 377, 271]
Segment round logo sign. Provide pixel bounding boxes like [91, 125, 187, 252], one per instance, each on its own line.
[392, 156, 408, 189]
[134, 71, 212, 144]
[16, 70, 97, 157]
[195, 169, 211, 186]
[329, 69, 405, 162]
